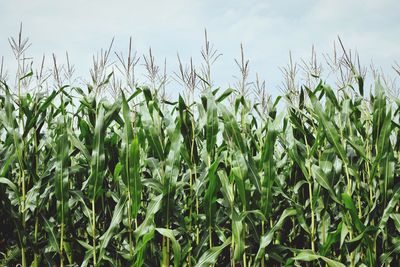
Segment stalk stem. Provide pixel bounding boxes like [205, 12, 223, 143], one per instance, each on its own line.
[209, 225, 213, 248]
[91, 200, 97, 266]
[127, 192, 134, 257]
[304, 136, 314, 252]
[309, 181, 315, 252]
[33, 124, 40, 267]
[60, 221, 64, 267]
[34, 216, 39, 267]
[195, 164, 199, 245]
[21, 247, 26, 267]
[188, 167, 193, 267]
[261, 220, 265, 267]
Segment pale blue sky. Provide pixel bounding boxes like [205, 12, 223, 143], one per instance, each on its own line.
[1, 0, 399, 96]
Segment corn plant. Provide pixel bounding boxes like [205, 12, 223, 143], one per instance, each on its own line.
[0, 35, 400, 267]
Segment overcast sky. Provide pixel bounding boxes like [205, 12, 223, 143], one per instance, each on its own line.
[1, 0, 399, 96]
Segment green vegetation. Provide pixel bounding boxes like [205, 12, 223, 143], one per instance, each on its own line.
[0, 30, 399, 266]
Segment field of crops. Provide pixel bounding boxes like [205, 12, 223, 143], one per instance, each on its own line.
[0, 35, 400, 267]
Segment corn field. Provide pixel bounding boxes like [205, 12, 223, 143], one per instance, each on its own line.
[0, 34, 400, 267]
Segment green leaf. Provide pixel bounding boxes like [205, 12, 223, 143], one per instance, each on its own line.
[216, 88, 234, 102]
[307, 87, 348, 164]
[19, 70, 33, 81]
[345, 226, 377, 253]
[121, 92, 142, 218]
[292, 250, 345, 267]
[98, 195, 127, 262]
[218, 170, 234, 207]
[54, 120, 70, 224]
[42, 216, 60, 253]
[155, 228, 181, 267]
[256, 208, 296, 261]
[204, 157, 221, 228]
[390, 214, 400, 232]
[231, 152, 247, 210]
[379, 187, 400, 229]
[341, 193, 365, 232]
[312, 164, 341, 204]
[87, 105, 107, 201]
[219, 105, 246, 152]
[232, 211, 244, 260]
[140, 101, 164, 159]
[261, 125, 278, 217]
[205, 90, 219, 155]
[194, 237, 231, 267]
[0, 177, 19, 194]
[134, 194, 163, 239]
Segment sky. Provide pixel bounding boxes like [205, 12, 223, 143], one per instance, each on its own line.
[1, 0, 399, 97]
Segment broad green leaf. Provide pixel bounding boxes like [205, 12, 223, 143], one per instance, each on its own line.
[98, 195, 127, 262]
[391, 214, 400, 232]
[341, 193, 365, 232]
[261, 125, 278, 217]
[155, 228, 181, 267]
[232, 211, 244, 260]
[87, 105, 106, 201]
[379, 187, 400, 229]
[0, 177, 19, 194]
[255, 208, 296, 261]
[194, 237, 231, 267]
[121, 92, 141, 218]
[312, 164, 341, 204]
[54, 120, 70, 224]
[204, 90, 219, 155]
[292, 250, 345, 267]
[204, 157, 221, 228]
[307, 87, 348, 164]
[42, 216, 60, 253]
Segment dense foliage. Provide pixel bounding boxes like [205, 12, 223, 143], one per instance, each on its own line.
[0, 72, 399, 267]
[0, 29, 400, 266]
